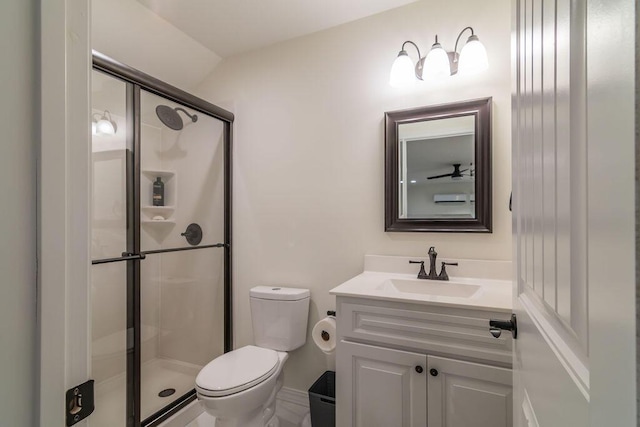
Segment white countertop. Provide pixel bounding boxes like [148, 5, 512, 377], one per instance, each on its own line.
[330, 270, 512, 313]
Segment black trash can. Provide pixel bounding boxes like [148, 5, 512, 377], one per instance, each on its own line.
[308, 371, 335, 427]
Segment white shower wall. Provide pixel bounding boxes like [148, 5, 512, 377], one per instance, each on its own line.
[139, 91, 226, 369]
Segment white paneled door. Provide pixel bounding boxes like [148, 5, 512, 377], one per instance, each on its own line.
[511, 0, 635, 425]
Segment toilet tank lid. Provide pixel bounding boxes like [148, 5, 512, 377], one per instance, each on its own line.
[250, 286, 310, 301]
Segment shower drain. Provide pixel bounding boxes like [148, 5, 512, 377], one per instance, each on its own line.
[158, 388, 176, 398]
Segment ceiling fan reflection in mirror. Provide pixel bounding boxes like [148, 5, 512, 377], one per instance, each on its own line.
[427, 163, 474, 180]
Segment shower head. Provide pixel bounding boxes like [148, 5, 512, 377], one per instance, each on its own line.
[155, 105, 198, 130]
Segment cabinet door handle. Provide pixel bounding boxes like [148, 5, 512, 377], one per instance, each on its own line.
[415, 366, 423, 374]
[429, 368, 438, 377]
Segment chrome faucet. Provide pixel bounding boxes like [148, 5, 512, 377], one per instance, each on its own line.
[426, 246, 438, 278]
[409, 246, 458, 281]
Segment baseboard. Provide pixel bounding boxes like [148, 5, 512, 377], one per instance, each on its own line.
[276, 387, 310, 426]
[277, 387, 310, 409]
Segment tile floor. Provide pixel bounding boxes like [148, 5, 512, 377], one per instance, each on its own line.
[185, 412, 303, 427]
[184, 397, 311, 427]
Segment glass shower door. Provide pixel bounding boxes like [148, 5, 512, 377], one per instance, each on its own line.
[90, 69, 133, 426]
[91, 53, 232, 426]
[138, 90, 227, 422]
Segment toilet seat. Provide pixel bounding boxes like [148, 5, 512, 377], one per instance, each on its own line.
[196, 345, 279, 397]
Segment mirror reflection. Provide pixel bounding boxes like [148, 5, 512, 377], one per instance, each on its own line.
[398, 115, 476, 219]
[385, 97, 491, 232]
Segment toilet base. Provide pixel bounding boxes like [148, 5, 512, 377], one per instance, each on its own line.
[201, 372, 281, 427]
[265, 414, 280, 427]
[213, 416, 279, 427]
[212, 408, 263, 427]
[212, 401, 279, 427]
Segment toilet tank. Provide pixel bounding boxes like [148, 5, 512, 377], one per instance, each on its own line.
[250, 286, 311, 351]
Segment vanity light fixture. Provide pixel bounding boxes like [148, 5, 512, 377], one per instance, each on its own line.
[389, 26, 488, 87]
[92, 110, 117, 136]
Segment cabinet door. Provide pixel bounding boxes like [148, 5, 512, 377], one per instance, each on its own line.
[427, 355, 512, 427]
[336, 341, 427, 427]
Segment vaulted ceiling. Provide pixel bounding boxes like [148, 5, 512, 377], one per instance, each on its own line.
[93, 0, 420, 91]
[136, 0, 420, 57]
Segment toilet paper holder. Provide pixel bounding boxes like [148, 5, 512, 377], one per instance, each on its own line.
[320, 311, 336, 341]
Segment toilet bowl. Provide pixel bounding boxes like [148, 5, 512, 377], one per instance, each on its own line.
[196, 346, 288, 427]
[195, 286, 310, 427]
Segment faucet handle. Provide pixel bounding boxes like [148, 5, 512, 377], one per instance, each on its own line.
[438, 262, 458, 281]
[409, 260, 428, 279]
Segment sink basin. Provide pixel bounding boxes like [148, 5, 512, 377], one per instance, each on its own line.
[377, 278, 481, 298]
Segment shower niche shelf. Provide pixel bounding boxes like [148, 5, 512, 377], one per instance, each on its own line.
[141, 205, 176, 216]
[141, 219, 176, 225]
[141, 169, 177, 225]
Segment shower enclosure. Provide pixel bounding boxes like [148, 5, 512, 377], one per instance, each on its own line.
[90, 52, 233, 427]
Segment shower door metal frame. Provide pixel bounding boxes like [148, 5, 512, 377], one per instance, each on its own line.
[92, 51, 234, 427]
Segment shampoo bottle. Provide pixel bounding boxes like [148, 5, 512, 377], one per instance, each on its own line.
[153, 177, 165, 206]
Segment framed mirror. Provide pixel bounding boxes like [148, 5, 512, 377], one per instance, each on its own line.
[385, 97, 492, 232]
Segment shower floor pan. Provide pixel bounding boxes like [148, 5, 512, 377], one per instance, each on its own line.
[91, 357, 202, 426]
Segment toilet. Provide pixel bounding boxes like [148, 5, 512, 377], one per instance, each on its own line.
[195, 286, 310, 427]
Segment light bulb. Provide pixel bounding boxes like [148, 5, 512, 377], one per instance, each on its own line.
[389, 50, 417, 88]
[422, 42, 451, 80]
[458, 35, 488, 75]
[96, 118, 116, 135]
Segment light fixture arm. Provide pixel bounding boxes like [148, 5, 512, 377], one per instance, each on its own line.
[401, 40, 422, 61]
[394, 40, 424, 81]
[92, 110, 114, 122]
[453, 26, 475, 55]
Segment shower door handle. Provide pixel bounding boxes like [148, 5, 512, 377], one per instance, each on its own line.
[92, 252, 146, 265]
[121, 252, 146, 260]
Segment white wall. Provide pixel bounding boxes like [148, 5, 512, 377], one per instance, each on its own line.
[195, 0, 512, 390]
[0, 0, 37, 425]
[92, 0, 221, 92]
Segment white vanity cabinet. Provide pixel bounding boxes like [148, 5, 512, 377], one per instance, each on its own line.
[339, 341, 427, 427]
[427, 356, 512, 427]
[335, 296, 513, 427]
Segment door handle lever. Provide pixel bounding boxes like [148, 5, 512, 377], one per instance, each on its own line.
[489, 328, 502, 338]
[489, 314, 517, 339]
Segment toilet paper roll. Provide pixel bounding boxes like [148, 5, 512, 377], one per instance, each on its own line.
[312, 316, 337, 353]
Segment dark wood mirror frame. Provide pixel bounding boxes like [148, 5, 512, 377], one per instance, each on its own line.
[385, 97, 492, 233]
